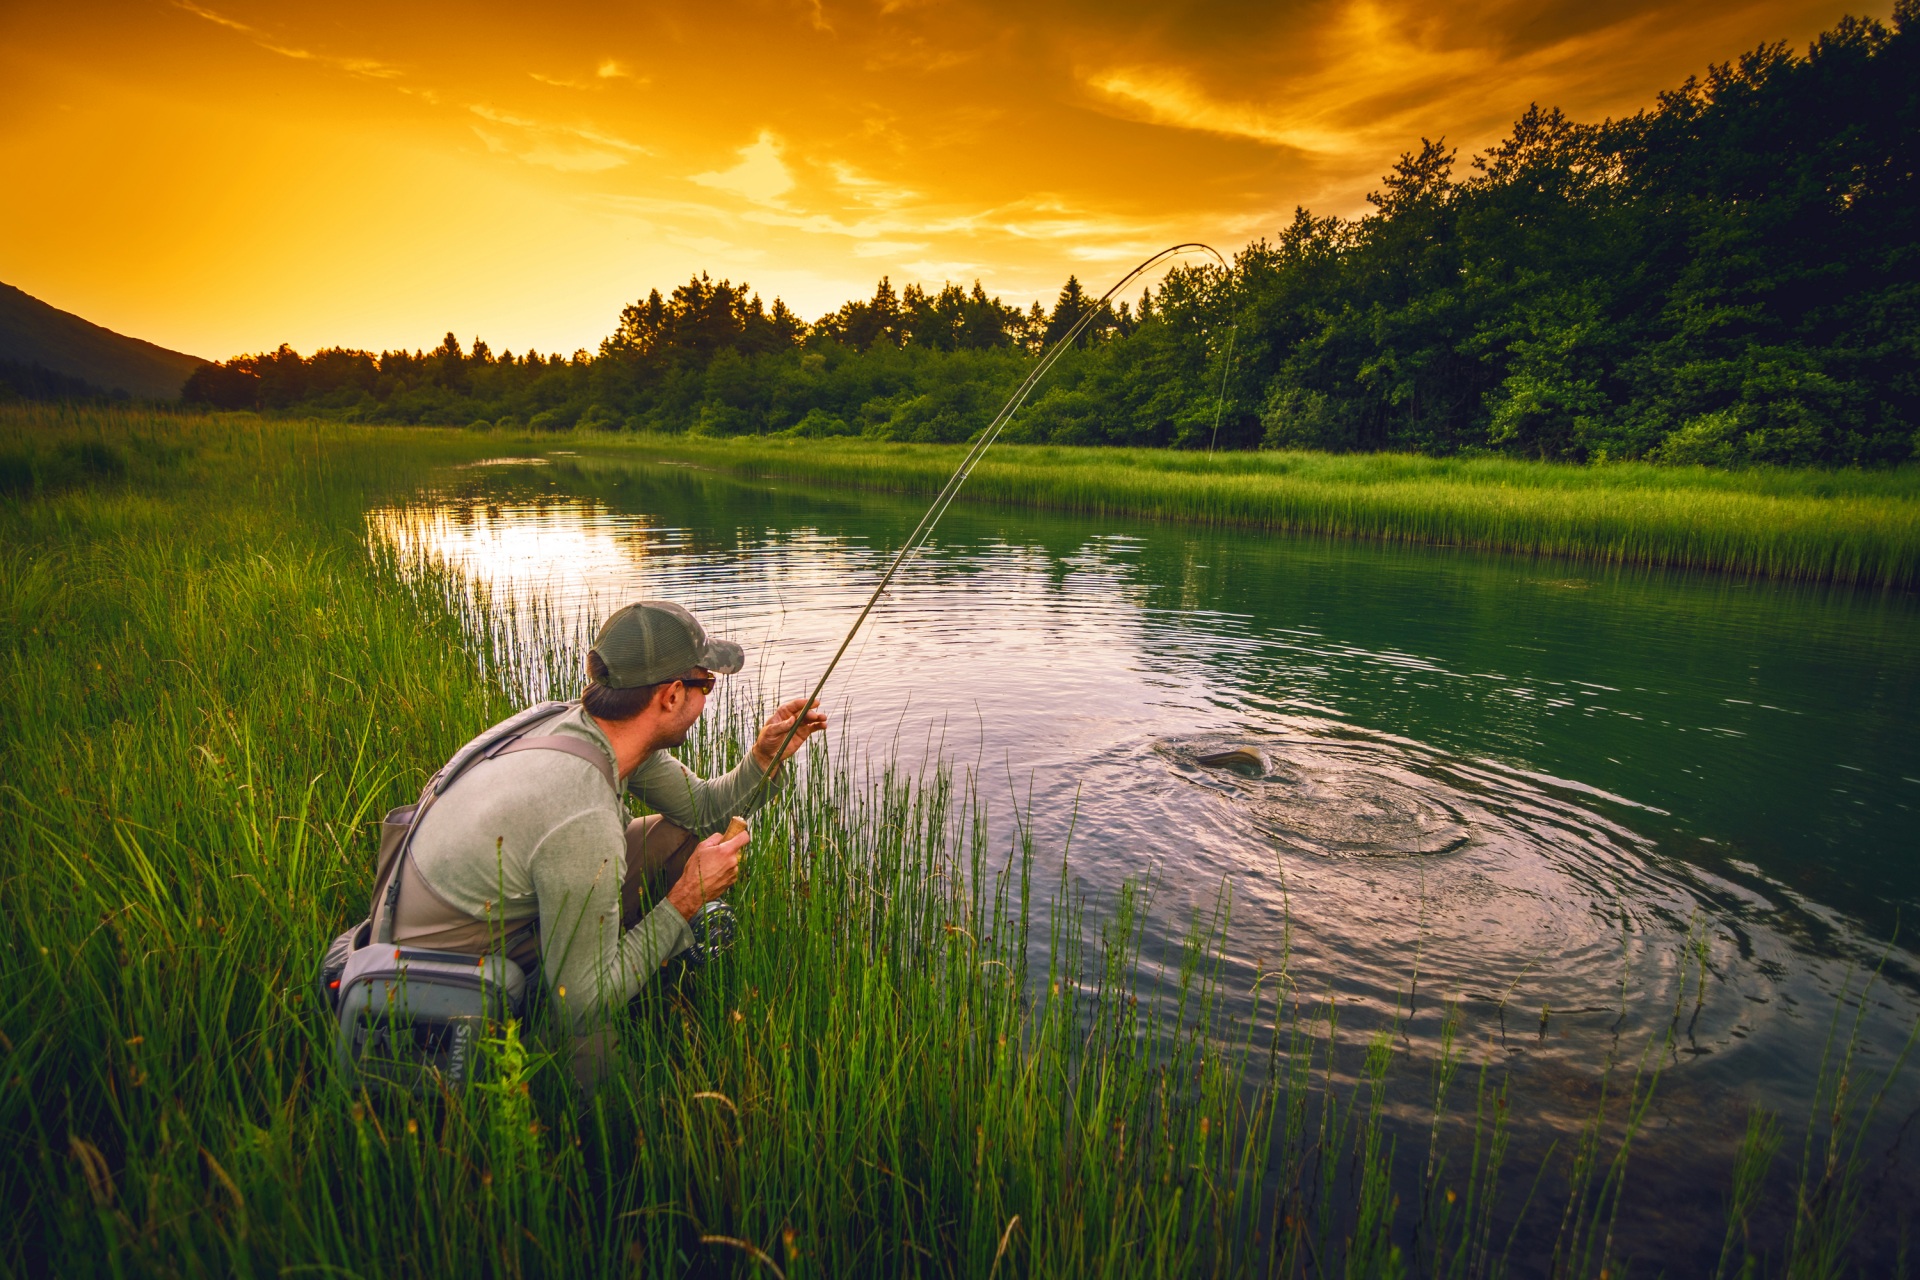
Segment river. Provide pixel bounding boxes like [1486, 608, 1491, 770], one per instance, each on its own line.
[372, 447, 1920, 1263]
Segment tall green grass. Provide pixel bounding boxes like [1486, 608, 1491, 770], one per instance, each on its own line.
[583, 436, 1920, 589]
[1, 406, 1911, 1275]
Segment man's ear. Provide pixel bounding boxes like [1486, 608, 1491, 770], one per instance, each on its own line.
[650, 680, 683, 717]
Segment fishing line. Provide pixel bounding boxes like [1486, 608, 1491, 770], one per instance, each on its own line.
[749, 241, 1233, 801]
[1207, 322, 1238, 457]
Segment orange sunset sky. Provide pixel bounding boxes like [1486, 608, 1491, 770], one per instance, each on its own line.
[2, 0, 1889, 361]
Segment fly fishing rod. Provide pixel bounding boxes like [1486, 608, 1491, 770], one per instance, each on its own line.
[748, 241, 1235, 798]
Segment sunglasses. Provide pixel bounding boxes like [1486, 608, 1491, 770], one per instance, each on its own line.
[677, 674, 718, 694]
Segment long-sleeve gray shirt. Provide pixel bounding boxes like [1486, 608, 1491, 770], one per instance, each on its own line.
[405, 703, 773, 1029]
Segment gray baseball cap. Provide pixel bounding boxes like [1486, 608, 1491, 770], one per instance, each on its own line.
[589, 601, 744, 688]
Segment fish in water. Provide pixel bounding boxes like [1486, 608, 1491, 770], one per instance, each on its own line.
[1196, 747, 1265, 774]
[1164, 734, 1472, 858]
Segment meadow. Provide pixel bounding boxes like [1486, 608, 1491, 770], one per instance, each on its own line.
[570, 435, 1920, 590]
[0, 404, 1911, 1276]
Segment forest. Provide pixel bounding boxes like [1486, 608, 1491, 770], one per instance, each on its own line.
[183, 6, 1919, 467]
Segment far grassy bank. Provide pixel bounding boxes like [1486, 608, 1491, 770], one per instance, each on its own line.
[577, 435, 1920, 589]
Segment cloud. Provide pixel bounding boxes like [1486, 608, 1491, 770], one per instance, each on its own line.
[690, 131, 796, 205]
[595, 179, 1160, 289]
[859, 38, 978, 75]
[715, 187, 1168, 265]
[1087, 69, 1358, 155]
[472, 126, 627, 172]
[172, 1, 402, 79]
[1080, 0, 1692, 175]
[469, 105, 648, 150]
[1080, 1, 1452, 157]
[827, 161, 920, 209]
[257, 44, 402, 79]
[531, 61, 646, 90]
[568, 124, 649, 155]
[172, 0, 249, 33]
[468, 105, 648, 171]
[468, 104, 541, 129]
[981, 201, 1171, 246]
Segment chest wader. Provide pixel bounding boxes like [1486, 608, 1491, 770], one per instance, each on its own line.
[316, 701, 619, 1095]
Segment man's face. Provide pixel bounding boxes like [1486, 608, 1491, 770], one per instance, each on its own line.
[656, 667, 713, 748]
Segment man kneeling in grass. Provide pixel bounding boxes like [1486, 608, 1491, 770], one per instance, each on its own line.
[375, 601, 825, 1080]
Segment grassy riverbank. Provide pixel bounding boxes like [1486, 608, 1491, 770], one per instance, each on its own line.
[1, 405, 1909, 1275]
[584, 435, 1920, 589]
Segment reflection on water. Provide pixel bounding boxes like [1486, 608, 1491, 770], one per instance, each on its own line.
[370, 455, 1920, 1251]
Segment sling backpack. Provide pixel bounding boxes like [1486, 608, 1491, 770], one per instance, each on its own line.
[317, 700, 619, 1094]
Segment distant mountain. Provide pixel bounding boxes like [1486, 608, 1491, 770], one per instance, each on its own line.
[0, 283, 208, 401]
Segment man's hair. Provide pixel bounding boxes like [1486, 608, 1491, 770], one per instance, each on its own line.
[582, 650, 666, 722]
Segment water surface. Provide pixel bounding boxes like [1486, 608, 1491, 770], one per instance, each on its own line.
[373, 450, 1920, 1256]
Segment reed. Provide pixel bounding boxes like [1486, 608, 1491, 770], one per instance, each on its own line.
[0, 405, 1908, 1275]
[586, 435, 1920, 590]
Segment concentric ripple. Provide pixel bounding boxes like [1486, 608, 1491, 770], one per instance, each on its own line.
[1065, 716, 1785, 1070]
[1162, 733, 1472, 858]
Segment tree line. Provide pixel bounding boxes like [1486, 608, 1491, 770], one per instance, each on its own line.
[186, 5, 1919, 466]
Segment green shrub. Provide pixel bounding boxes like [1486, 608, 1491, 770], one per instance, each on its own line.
[780, 407, 855, 438]
[577, 403, 621, 431]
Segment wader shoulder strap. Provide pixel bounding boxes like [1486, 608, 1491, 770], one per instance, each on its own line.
[492, 735, 620, 794]
[372, 718, 621, 945]
[369, 698, 574, 930]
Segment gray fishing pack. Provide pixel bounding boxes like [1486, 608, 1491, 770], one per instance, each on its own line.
[318, 700, 617, 1094]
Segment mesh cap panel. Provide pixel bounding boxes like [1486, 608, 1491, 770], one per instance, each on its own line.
[589, 601, 744, 688]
